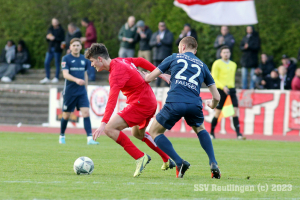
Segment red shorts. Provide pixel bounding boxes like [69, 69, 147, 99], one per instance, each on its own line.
[118, 102, 157, 129]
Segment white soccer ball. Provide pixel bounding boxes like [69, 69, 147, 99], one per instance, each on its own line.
[73, 157, 94, 175]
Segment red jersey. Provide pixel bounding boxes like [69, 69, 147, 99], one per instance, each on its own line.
[102, 57, 157, 123]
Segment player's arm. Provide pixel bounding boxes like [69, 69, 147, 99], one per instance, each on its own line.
[84, 71, 88, 90]
[130, 57, 170, 84]
[144, 68, 162, 83]
[207, 84, 220, 109]
[62, 70, 85, 86]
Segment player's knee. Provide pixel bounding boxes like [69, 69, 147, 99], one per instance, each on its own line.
[62, 112, 70, 120]
[104, 128, 114, 138]
[133, 131, 144, 140]
[82, 112, 90, 118]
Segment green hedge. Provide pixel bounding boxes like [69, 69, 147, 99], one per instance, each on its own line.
[0, 0, 299, 68]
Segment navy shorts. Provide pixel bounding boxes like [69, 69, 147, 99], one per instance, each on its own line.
[156, 102, 204, 130]
[63, 93, 89, 112]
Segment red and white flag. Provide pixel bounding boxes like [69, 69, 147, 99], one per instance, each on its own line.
[174, 0, 258, 25]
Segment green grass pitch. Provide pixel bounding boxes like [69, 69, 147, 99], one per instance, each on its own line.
[0, 132, 299, 199]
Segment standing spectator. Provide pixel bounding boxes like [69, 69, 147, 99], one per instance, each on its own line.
[278, 65, 292, 90]
[40, 18, 65, 84]
[1, 40, 30, 82]
[214, 26, 235, 59]
[149, 21, 174, 87]
[253, 53, 275, 88]
[63, 23, 82, 54]
[135, 20, 152, 63]
[240, 25, 261, 89]
[291, 68, 300, 90]
[81, 17, 97, 81]
[175, 23, 197, 46]
[261, 70, 280, 89]
[118, 16, 137, 58]
[281, 54, 296, 81]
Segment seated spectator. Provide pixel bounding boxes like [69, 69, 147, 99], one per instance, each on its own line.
[1, 40, 30, 82]
[282, 54, 296, 81]
[254, 53, 275, 88]
[175, 23, 197, 46]
[261, 70, 280, 89]
[278, 65, 292, 90]
[0, 40, 16, 64]
[63, 23, 82, 54]
[292, 68, 300, 90]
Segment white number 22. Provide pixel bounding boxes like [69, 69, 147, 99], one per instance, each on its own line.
[175, 59, 201, 86]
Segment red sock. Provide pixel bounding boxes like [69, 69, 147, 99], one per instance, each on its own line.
[142, 132, 169, 162]
[116, 131, 144, 160]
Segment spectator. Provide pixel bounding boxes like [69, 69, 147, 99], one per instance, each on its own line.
[0, 40, 16, 64]
[214, 26, 235, 59]
[40, 18, 65, 84]
[292, 68, 300, 90]
[261, 70, 280, 89]
[281, 54, 297, 81]
[175, 23, 197, 46]
[1, 40, 30, 82]
[278, 65, 292, 90]
[81, 17, 97, 81]
[135, 20, 152, 63]
[63, 23, 82, 54]
[149, 21, 174, 87]
[254, 53, 275, 88]
[240, 25, 260, 89]
[118, 16, 137, 58]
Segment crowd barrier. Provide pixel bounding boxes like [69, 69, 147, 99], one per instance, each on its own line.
[48, 86, 300, 137]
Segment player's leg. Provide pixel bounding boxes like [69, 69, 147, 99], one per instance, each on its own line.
[105, 114, 151, 177]
[132, 126, 174, 170]
[59, 111, 71, 144]
[210, 89, 226, 139]
[230, 89, 245, 139]
[78, 94, 98, 144]
[80, 107, 99, 145]
[185, 104, 220, 179]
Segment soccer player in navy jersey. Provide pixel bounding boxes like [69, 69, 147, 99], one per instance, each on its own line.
[144, 36, 221, 179]
[59, 38, 99, 145]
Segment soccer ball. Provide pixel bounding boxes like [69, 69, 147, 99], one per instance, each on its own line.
[73, 157, 94, 175]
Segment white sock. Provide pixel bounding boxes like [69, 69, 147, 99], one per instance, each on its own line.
[87, 136, 93, 142]
[60, 135, 65, 139]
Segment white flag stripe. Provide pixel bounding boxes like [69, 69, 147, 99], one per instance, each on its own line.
[174, 1, 258, 26]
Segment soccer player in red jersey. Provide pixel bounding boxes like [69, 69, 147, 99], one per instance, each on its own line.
[85, 43, 174, 177]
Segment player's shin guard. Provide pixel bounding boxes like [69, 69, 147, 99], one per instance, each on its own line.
[83, 117, 92, 136]
[142, 132, 169, 162]
[154, 134, 183, 167]
[116, 131, 144, 160]
[233, 116, 241, 136]
[60, 117, 68, 136]
[197, 130, 217, 165]
[210, 117, 218, 136]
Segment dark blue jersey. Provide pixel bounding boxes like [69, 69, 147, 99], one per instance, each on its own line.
[61, 54, 89, 96]
[157, 52, 215, 106]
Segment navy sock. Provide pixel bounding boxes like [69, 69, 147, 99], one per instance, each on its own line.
[197, 130, 217, 165]
[154, 134, 183, 167]
[60, 117, 68, 136]
[84, 117, 92, 137]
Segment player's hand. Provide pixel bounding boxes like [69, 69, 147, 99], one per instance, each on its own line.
[206, 100, 214, 109]
[76, 79, 85, 86]
[223, 86, 229, 95]
[159, 74, 171, 84]
[93, 122, 106, 141]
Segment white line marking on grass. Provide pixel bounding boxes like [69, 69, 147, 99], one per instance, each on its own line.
[2, 181, 63, 184]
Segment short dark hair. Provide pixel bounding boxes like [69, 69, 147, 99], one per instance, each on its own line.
[220, 45, 230, 53]
[180, 36, 197, 50]
[82, 17, 89, 23]
[70, 38, 81, 45]
[85, 43, 110, 60]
